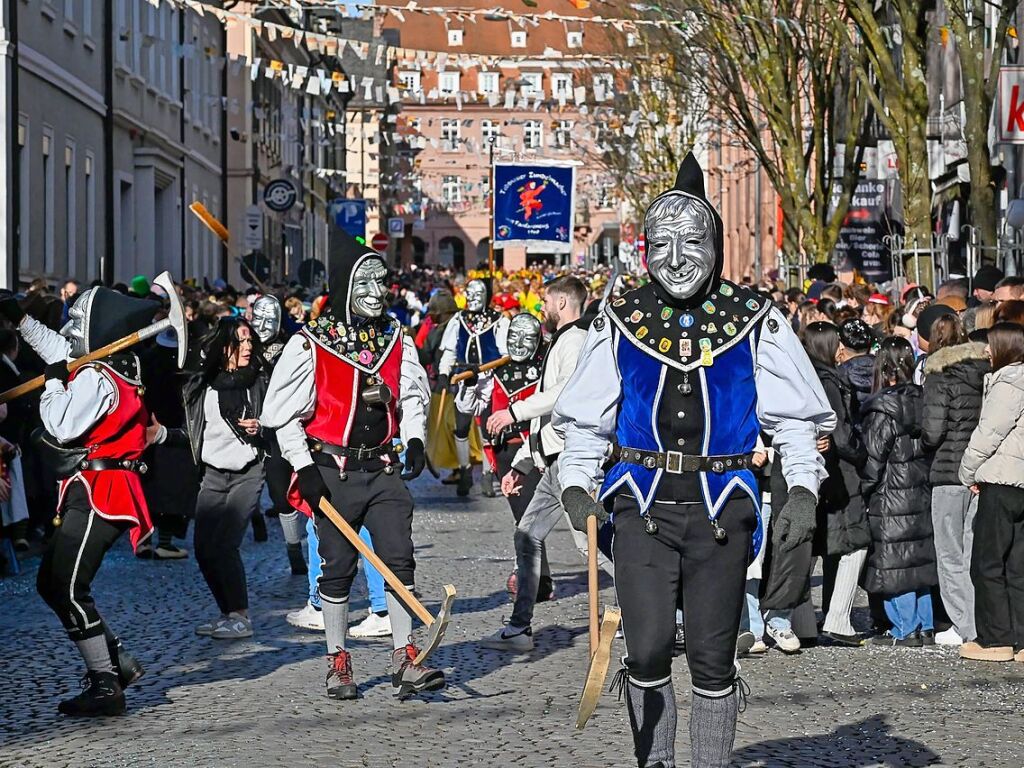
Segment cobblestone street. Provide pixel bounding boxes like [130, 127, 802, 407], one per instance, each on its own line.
[1, 475, 1023, 768]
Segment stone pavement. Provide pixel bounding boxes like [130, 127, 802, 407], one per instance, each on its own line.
[1, 474, 1022, 768]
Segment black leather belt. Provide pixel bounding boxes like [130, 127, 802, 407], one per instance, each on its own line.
[308, 439, 401, 461]
[614, 446, 754, 474]
[79, 458, 148, 474]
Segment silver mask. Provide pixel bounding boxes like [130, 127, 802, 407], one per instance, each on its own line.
[350, 258, 388, 319]
[506, 313, 542, 362]
[465, 280, 488, 313]
[250, 295, 282, 343]
[644, 194, 717, 302]
[60, 287, 96, 359]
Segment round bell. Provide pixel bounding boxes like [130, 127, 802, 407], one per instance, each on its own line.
[383, 464, 395, 475]
[644, 514, 659, 536]
[52, 514, 63, 528]
[711, 519, 727, 542]
[338, 471, 348, 482]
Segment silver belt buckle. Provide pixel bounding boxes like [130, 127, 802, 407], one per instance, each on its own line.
[665, 451, 683, 474]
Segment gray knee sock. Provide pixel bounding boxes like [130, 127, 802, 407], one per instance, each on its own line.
[454, 437, 470, 468]
[385, 589, 415, 650]
[689, 690, 738, 768]
[321, 596, 349, 653]
[625, 679, 677, 768]
[279, 511, 306, 545]
[75, 635, 115, 675]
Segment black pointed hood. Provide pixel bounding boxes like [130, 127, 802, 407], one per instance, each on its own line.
[75, 287, 160, 353]
[328, 229, 388, 324]
[645, 151, 725, 306]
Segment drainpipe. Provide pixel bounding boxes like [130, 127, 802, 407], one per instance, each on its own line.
[102, 0, 114, 285]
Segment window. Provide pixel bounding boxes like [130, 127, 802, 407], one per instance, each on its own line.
[555, 119, 574, 148]
[116, 0, 134, 68]
[627, 32, 638, 48]
[481, 119, 499, 146]
[598, 185, 615, 208]
[448, 29, 463, 47]
[438, 71, 461, 95]
[520, 72, 543, 97]
[593, 72, 614, 100]
[42, 130, 54, 274]
[442, 175, 462, 204]
[478, 71, 500, 95]
[83, 0, 92, 37]
[409, 117, 422, 133]
[399, 70, 421, 94]
[523, 120, 543, 149]
[85, 152, 96, 281]
[511, 30, 527, 48]
[551, 73, 573, 98]
[17, 118, 29, 270]
[65, 143, 76, 277]
[566, 31, 583, 48]
[64, 0, 75, 24]
[441, 118, 460, 150]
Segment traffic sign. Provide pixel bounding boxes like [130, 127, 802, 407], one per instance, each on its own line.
[371, 232, 390, 252]
[387, 217, 405, 237]
[264, 179, 297, 212]
[243, 206, 263, 250]
[330, 198, 367, 240]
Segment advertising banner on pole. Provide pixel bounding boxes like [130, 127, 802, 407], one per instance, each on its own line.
[832, 180, 892, 282]
[493, 163, 576, 253]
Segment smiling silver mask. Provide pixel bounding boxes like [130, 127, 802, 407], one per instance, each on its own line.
[350, 258, 388, 319]
[465, 280, 488, 313]
[60, 287, 95, 358]
[250, 295, 282, 343]
[644, 194, 717, 302]
[506, 313, 541, 362]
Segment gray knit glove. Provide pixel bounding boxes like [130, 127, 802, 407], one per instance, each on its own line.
[561, 486, 609, 533]
[775, 486, 816, 552]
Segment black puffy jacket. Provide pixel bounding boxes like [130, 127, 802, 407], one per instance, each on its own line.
[811, 361, 870, 556]
[839, 353, 874, 420]
[921, 341, 987, 486]
[860, 382, 937, 595]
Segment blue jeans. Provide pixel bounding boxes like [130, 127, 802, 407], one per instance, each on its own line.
[883, 589, 934, 639]
[307, 519, 386, 614]
[741, 580, 765, 639]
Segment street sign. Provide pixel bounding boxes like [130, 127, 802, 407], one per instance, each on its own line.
[387, 217, 405, 237]
[243, 206, 263, 250]
[330, 198, 367, 240]
[264, 179, 297, 212]
[371, 232, 390, 252]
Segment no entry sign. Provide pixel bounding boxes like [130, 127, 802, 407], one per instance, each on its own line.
[371, 232, 390, 252]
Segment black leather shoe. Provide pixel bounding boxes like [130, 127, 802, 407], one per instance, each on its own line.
[920, 630, 936, 646]
[456, 467, 473, 497]
[58, 672, 126, 717]
[108, 639, 145, 689]
[822, 631, 863, 647]
[870, 631, 923, 648]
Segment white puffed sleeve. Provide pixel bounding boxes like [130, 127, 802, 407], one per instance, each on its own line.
[261, 334, 317, 470]
[399, 334, 430, 445]
[437, 315, 461, 377]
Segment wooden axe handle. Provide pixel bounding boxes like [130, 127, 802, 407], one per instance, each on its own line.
[587, 514, 599, 658]
[318, 497, 434, 627]
[0, 328, 148, 405]
[451, 355, 511, 384]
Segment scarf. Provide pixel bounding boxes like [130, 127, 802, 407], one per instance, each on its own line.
[211, 366, 258, 444]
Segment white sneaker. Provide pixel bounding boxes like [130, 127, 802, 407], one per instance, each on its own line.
[196, 615, 226, 637]
[766, 624, 801, 654]
[935, 627, 964, 646]
[350, 611, 392, 638]
[286, 601, 325, 631]
[480, 624, 534, 652]
[748, 639, 769, 654]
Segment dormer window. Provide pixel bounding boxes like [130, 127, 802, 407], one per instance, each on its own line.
[448, 29, 463, 47]
[511, 30, 527, 48]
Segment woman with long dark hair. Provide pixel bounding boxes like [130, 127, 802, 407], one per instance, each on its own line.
[959, 323, 1024, 662]
[802, 322, 869, 645]
[152, 317, 267, 639]
[861, 337, 937, 647]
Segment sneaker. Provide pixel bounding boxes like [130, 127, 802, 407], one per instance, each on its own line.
[737, 630, 756, 656]
[153, 544, 189, 560]
[107, 638, 145, 689]
[870, 631, 923, 648]
[959, 641, 1014, 661]
[536, 574, 555, 603]
[1015, 649, 1024, 663]
[920, 629, 936, 647]
[286, 602, 325, 631]
[672, 623, 686, 657]
[748, 639, 768, 654]
[390, 644, 446, 698]
[195, 616, 227, 637]
[58, 672, 125, 717]
[822, 631, 863, 647]
[766, 624, 801, 654]
[480, 624, 534, 652]
[135, 544, 153, 559]
[934, 628, 963, 646]
[456, 466, 473, 497]
[350, 611, 392, 638]
[286, 543, 308, 576]
[210, 613, 253, 640]
[325, 648, 358, 700]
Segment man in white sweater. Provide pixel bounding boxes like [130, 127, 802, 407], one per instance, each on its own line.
[480, 276, 597, 652]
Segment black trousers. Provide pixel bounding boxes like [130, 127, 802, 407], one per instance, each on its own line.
[614, 494, 756, 694]
[313, 465, 415, 600]
[971, 483, 1024, 650]
[37, 482, 126, 641]
[194, 462, 263, 614]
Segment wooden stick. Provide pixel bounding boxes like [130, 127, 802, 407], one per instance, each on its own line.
[587, 514, 599, 658]
[432, 388, 448, 437]
[318, 498, 434, 626]
[451, 355, 511, 384]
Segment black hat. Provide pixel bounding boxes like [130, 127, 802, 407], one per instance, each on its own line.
[838, 318, 873, 352]
[917, 303, 956, 342]
[807, 263, 837, 283]
[327, 229, 387, 323]
[74, 287, 160, 354]
[973, 264, 1004, 293]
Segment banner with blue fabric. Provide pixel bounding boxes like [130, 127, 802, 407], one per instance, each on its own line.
[493, 163, 576, 253]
